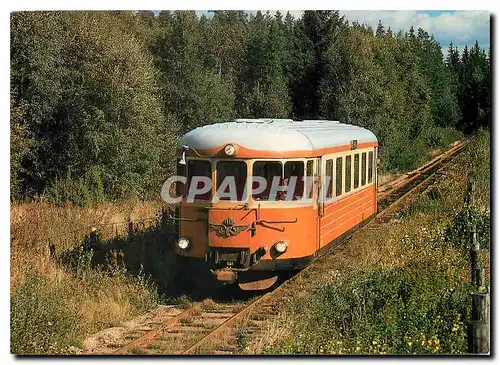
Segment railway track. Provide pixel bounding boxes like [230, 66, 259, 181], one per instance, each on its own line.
[88, 140, 466, 355]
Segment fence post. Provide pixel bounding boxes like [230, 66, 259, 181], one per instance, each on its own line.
[90, 227, 98, 244]
[127, 218, 134, 237]
[470, 223, 478, 286]
[48, 240, 56, 263]
[470, 284, 490, 354]
[467, 181, 490, 354]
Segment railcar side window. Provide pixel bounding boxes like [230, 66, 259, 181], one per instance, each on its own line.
[187, 160, 212, 200]
[335, 157, 342, 197]
[284, 161, 305, 200]
[306, 160, 314, 199]
[361, 153, 367, 186]
[325, 159, 333, 199]
[354, 154, 360, 189]
[368, 151, 374, 183]
[252, 161, 283, 201]
[216, 161, 247, 201]
[345, 155, 352, 193]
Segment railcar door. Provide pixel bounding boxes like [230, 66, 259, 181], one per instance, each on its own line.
[318, 155, 336, 250]
[309, 158, 321, 254]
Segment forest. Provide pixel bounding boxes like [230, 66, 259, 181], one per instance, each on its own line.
[10, 10, 491, 205]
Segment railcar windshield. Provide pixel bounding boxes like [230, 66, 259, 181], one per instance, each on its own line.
[216, 161, 247, 201]
[186, 159, 212, 201]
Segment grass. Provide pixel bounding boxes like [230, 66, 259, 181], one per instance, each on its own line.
[10, 198, 174, 354]
[257, 130, 489, 355]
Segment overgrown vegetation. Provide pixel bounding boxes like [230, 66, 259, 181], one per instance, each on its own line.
[11, 11, 489, 204]
[260, 131, 490, 355]
[11, 265, 160, 354]
[10, 201, 170, 354]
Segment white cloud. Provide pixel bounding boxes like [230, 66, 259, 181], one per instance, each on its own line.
[194, 10, 490, 51]
[340, 10, 490, 48]
[244, 10, 304, 18]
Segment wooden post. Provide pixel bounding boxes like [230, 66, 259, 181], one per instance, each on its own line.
[90, 227, 98, 244]
[127, 218, 134, 237]
[476, 268, 486, 291]
[470, 223, 478, 286]
[470, 291, 490, 354]
[466, 180, 490, 354]
[48, 240, 56, 263]
[161, 206, 166, 228]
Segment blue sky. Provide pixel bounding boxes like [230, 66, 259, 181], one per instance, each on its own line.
[194, 10, 490, 58]
[340, 10, 490, 57]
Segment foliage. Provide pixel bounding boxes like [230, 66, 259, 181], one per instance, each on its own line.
[11, 271, 81, 354]
[272, 263, 471, 355]
[10, 200, 167, 355]
[445, 207, 490, 251]
[11, 11, 490, 203]
[11, 265, 161, 354]
[11, 11, 179, 203]
[446, 42, 490, 132]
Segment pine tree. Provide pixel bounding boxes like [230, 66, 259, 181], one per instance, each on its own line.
[376, 19, 385, 37]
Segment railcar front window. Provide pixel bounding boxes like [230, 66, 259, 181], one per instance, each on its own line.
[284, 161, 304, 200]
[216, 161, 247, 201]
[187, 159, 212, 201]
[252, 161, 282, 201]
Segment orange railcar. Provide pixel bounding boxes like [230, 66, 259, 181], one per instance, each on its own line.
[170, 119, 378, 290]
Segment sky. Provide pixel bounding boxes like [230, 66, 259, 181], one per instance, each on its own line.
[195, 10, 490, 58]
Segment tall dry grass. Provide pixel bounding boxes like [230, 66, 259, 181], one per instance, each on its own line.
[10, 198, 166, 354]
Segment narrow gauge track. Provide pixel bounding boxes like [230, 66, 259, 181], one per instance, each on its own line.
[107, 141, 466, 355]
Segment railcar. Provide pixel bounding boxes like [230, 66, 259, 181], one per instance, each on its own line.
[169, 118, 378, 290]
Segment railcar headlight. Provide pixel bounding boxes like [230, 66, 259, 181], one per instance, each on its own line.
[274, 240, 288, 253]
[224, 144, 236, 156]
[177, 237, 190, 250]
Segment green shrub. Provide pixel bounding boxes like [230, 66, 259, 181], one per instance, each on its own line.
[45, 167, 106, 207]
[271, 261, 471, 355]
[445, 206, 490, 251]
[11, 271, 81, 354]
[380, 138, 428, 173]
[424, 126, 463, 149]
[466, 129, 490, 208]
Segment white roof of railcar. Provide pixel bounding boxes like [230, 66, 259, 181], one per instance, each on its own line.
[180, 119, 377, 154]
